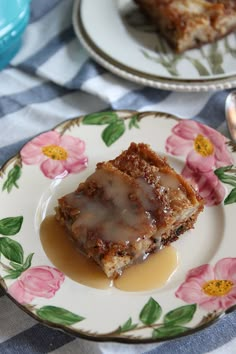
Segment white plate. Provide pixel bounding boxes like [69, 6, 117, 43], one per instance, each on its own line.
[0, 111, 236, 343]
[72, 0, 236, 92]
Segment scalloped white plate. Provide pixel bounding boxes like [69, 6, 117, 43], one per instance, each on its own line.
[72, 0, 236, 92]
[0, 111, 236, 343]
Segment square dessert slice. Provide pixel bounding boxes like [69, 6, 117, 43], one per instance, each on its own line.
[134, 0, 236, 52]
[56, 143, 204, 278]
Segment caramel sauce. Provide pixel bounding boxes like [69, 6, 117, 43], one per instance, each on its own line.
[40, 215, 112, 289]
[40, 215, 178, 292]
[114, 246, 178, 292]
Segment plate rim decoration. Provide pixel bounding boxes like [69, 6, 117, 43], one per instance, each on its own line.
[0, 110, 236, 343]
[72, 0, 236, 92]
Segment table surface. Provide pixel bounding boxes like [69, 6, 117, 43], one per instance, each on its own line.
[0, 0, 236, 353]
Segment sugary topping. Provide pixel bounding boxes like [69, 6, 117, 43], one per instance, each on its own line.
[65, 169, 156, 243]
[64, 162, 191, 243]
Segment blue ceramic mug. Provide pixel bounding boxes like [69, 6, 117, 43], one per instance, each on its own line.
[0, 0, 31, 70]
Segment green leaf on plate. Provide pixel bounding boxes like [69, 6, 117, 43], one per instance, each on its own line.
[0, 237, 24, 264]
[139, 297, 162, 325]
[22, 253, 34, 270]
[214, 165, 236, 204]
[4, 270, 23, 279]
[0, 216, 23, 236]
[214, 165, 234, 175]
[152, 325, 189, 339]
[141, 47, 180, 76]
[208, 43, 224, 74]
[36, 306, 85, 326]
[118, 317, 138, 333]
[6, 253, 34, 278]
[10, 253, 34, 270]
[164, 304, 197, 326]
[191, 60, 210, 76]
[83, 111, 118, 125]
[224, 37, 236, 58]
[224, 187, 236, 205]
[2, 165, 21, 193]
[214, 165, 236, 187]
[185, 57, 210, 76]
[9, 261, 23, 270]
[102, 120, 125, 146]
[128, 114, 140, 129]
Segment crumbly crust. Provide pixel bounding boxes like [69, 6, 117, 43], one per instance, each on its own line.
[56, 143, 204, 278]
[135, 0, 236, 52]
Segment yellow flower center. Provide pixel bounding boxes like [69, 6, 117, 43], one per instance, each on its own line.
[42, 145, 68, 160]
[194, 134, 214, 157]
[203, 280, 234, 297]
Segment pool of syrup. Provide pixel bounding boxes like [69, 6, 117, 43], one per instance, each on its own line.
[40, 215, 178, 291]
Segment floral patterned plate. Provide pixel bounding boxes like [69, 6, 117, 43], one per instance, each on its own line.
[0, 111, 236, 343]
[73, 0, 236, 92]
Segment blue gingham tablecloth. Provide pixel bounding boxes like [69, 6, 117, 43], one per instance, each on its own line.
[0, 0, 236, 353]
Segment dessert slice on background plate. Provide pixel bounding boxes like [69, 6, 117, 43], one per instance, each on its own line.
[56, 142, 204, 278]
[134, 0, 236, 52]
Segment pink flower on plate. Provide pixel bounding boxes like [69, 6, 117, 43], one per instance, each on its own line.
[166, 120, 233, 173]
[182, 165, 226, 206]
[8, 266, 65, 304]
[21, 131, 88, 179]
[175, 258, 236, 311]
